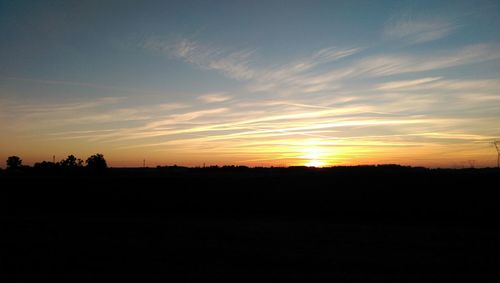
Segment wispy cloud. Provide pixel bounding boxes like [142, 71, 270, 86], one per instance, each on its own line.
[197, 93, 232, 103]
[1, 97, 190, 131]
[259, 47, 361, 82]
[383, 14, 458, 44]
[347, 44, 500, 78]
[248, 47, 361, 94]
[145, 107, 228, 128]
[142, 37, 256, 80]
[141, 37, 361, 95]
[6, 97, 124, 114]
[143, 36, 500, 100]
[377, 77, 500, 92]
[377, 77, 443, 90]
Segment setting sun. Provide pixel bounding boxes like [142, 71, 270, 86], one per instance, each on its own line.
[300, 147, 328, 167]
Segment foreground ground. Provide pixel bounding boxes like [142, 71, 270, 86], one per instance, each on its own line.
[1, 166, 499, 282]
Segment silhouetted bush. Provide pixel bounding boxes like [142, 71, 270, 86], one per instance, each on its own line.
[33, 161, 59, 172]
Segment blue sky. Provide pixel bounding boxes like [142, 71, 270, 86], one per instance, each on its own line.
[1, 0, 499, 167]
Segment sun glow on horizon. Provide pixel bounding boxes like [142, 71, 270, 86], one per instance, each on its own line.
[300, 147, 329, 167]
[304, 159, 327, 167]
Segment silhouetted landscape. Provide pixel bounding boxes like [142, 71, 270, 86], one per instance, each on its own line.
[2, 1, 500, 281]
[2, 159, 500, 282]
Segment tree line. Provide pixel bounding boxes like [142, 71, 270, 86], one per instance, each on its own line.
[5, 154, 107, 171]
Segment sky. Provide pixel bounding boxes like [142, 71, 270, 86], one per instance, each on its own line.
[1, 0, 500, 168]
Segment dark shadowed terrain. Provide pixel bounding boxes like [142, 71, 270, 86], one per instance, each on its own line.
[1, 166, 499, 282]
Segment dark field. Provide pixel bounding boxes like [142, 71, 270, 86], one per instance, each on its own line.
[2, 166, 499, 282]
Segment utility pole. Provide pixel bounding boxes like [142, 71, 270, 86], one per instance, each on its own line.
[53, 155, 55, 163]
[494, 141, 500, 168]
[143, 159, 146, 168]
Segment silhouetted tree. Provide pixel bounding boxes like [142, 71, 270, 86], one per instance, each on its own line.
[6, 156, 22, 170]
[86, 153, 107, 171]
[60, 155, 84, 168]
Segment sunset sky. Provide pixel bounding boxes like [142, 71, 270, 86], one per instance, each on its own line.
[1, 0, 500, 168]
